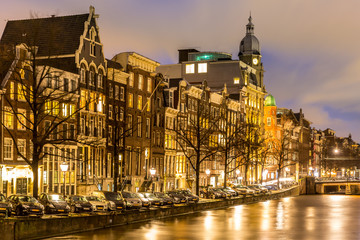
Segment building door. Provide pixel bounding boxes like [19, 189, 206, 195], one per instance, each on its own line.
[16, 178, 27, 194]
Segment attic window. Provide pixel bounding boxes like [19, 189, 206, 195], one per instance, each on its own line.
[234, 77, 240, 84]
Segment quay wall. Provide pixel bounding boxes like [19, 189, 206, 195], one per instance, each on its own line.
[0, 186, 299, 240]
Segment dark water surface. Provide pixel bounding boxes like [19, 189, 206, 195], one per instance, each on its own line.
[49, 195, 360, 240]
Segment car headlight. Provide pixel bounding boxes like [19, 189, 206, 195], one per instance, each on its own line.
[109, 201, 115, 208]
[75, 204, 82, 208]
[66, 205, 70, 210]
[23, 205, 30, 209]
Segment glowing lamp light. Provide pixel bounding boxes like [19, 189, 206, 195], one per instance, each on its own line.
[60, 162, 69, 172]
[334, 149, 339, 154]
[205, 169, 211, 176]
[150, 168, 156, 176]
[236, 169, 241, 175]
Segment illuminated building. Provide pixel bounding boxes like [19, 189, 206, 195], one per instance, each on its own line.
[157, 15, 266, 184]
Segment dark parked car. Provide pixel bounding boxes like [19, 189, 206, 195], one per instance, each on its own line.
[167, 191, 188, 204]
[200, 187, 223, 199]
[38, 193, 70, 214]
[222, 187, 238, 197]
[8, 195, 44, 217]
[133, 192, 150, 208]
[92, 191, 125, 211]
[121, 191, 142, 210]
[154, 192, 174, 206]
[0, 193, 12, 217]
[139, 192, 162, 207]
[66, 195, 92, 213]
[178, 190, 199, 203]
[213, 188, 231, 198]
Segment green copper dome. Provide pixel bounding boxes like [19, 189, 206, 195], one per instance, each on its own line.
[264, 94, 276, 106]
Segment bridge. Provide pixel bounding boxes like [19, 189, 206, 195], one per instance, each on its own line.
[315, 178, 360, 194]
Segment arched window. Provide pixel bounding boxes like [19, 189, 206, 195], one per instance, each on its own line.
[98, 69, 103, 88]
[89, 67, 95, 86]
[80, 64, 86, 83]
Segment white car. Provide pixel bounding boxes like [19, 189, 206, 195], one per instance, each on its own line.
[84, 196, 108, 212]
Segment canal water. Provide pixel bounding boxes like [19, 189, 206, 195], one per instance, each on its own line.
[50, 195, 360, 240]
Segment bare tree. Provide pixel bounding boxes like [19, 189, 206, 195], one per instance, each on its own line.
[0, 20, 98, 197]
[271, 128, 297, 189]
[174, 83, 219, 195]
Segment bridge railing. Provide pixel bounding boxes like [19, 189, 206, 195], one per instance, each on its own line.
[315, 177, 360, 182]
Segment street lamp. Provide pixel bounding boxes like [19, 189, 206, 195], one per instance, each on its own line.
[236, 169, 240, 184]
[60, 161, 69, 197]
[150, 168, 156, 192]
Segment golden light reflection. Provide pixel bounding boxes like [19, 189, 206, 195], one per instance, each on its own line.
[145, 226, 158, 240]
[204, 211, 213, 231]
[276, 202, 284, 230]
[261, 201, 270, 231]
[305, 207, 315, 231]
[233, 205, 243, 231]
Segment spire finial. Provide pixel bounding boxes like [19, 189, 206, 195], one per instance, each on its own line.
[249, 11, 252, 23]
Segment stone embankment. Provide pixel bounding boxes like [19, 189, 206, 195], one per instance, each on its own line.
[0, 186, 299, 240]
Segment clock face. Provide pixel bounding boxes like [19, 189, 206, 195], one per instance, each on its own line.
[252, 58, 258, 65]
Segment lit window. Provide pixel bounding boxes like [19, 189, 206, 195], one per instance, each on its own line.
[234, 77, 240, 84]
[129, 72, 134, 87]
[147, 78, 152, 92]
[147, 98, 151, 112]
[120, 87, 125, 101]
[137, 95, 143, 110]
[10, 82, 14, 99]
[17, 84, 26, 101]
[185, 64, 195, 74]
[4, 138, 13, 160]
[17, 139, 26, 160]
[128, 93, 133, 108]
[17, 109, 26, 130]
[62, 103, 68, 117]
[4, 111, 13, 129]
[198, 63, 207, 73]
[138, 75, 143, 90]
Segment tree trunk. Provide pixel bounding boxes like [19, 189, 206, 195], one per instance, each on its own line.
[244, 164, 249, 186]
[32, 161, 39, 198]
[195, 154, 200, 196]
[224, 150, 228, 188]
[277, 167, 281, 189]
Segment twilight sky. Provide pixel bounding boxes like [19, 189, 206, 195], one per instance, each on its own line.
[1, 0, 359, 142]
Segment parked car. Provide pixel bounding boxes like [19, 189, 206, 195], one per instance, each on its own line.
[8, 195, 44, 217]
[138, 192, 162, 207]
[38, 193, 70, 214]
[248, 185, 269, 194]
[178, 190, 199, 203]
[84, 195, 108, 212]
[247, 185, 261, 195]
[154, 192, 174, 206]
[133, 192, 150, 208]
[92, 191, 125, 211]
[213, 188, 231, 198]
[233, 185, 252, 195]
[222, 187, 239, 197]
[205, 188, 225, 199]
[121, 191, 142, 210]
[66, 195, 92, 213]
[167, 191, 188, 204]
[264, 185, 278, 191]
[0, 193, 12, 217]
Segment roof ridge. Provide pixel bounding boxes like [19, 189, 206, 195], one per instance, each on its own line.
[6, 13, 89, 23]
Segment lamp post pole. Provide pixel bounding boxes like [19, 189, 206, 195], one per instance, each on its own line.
[236, 169, 240, 184]
[60, 161, 69, 198]
[205, 169, 210, 197]
[150, 168, 156, 192]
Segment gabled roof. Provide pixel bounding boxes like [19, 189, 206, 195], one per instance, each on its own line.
[0, 14, 89, 56]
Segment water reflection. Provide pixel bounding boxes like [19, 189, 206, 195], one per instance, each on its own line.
[53, 195, 360, 240]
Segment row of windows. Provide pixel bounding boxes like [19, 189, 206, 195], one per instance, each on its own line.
[80, 90, 105, 113]
[108, 84, 125, 100]
[185, 63, 207, 74]
[4, 138, 29, 161]
[80, 66, 104, 89]
[128, 72, 152, 92]
[47, 75, 77, 92]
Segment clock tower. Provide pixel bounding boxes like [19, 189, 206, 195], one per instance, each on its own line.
[238, 15, 264, 88]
